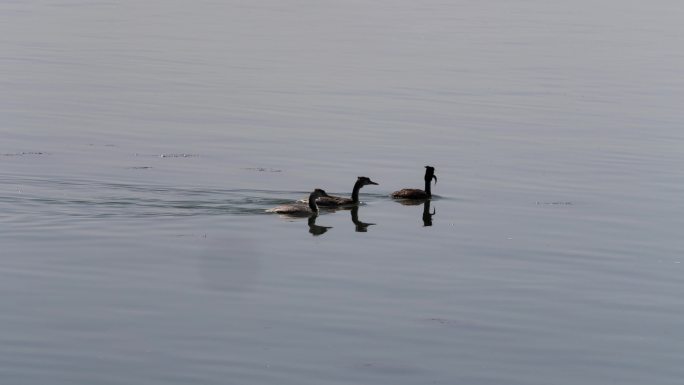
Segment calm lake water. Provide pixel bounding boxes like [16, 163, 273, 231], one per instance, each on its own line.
[2, 1, 684, 384]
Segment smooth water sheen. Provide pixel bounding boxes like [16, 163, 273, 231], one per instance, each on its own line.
[2, 1, 683, 384]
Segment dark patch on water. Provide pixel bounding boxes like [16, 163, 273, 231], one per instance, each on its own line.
[159, 153, 199, 158]
[243, 167, 283, 172]
[1, 151, 46, 156]
[423, 317, 503, 333]
[536, 201, 573, 206]
[132, 153, 199, 158]
[351, 361, 426, 376]
[426, 317, 466, 326]
[393, 199, 426, 206]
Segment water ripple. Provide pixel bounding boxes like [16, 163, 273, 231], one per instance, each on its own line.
[0, 175, 303, 219]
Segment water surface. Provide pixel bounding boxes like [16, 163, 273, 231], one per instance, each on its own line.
[2, 1, 683, 384]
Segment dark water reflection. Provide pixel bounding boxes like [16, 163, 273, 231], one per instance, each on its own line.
[272, 199, 425, 235]
[392, 198, 437, 226]
[422, 201, 436, 227]
[350, 206, 375, 232]
[307, 215, 333, 236]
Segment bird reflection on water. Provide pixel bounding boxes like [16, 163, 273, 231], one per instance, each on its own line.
[307, 214, 332, 236]
[322, 203, 376, 233]
[350, 205, 375, 232]
[392, 194, 436, 227]
[308, 204, 375, 235]
[274, 204, 376, 235]
[422, 200, 435, 227]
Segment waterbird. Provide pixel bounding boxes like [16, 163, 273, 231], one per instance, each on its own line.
[391, 166, 437, 200]
[266, 188, 330, 216]
[314, 176, 378, 207]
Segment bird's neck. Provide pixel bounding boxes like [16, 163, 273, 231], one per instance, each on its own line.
[351, 180, 363, 202]
[308, 193, 319, 212]
[424, 178, 432, 197]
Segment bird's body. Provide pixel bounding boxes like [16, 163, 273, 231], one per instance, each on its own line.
[316, 177, 378, 207]
[266, 202, 315, 216]
[390, 188, 430, 200]
[266, 189, 330, 216]
[391, 166, 437, 200]
[316, 196, 354, 206]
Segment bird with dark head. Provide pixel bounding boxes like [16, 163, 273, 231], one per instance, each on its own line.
[391, 166, 437, 200]
[266, 188, 331, 216]
[314, 176, 378, 207]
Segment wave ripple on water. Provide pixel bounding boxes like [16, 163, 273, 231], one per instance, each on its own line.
[0, 175, 303, 219]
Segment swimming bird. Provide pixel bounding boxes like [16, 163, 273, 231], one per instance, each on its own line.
[315, 176, 378, 207]
[391, 166, 437, 200]
[266, 188, 330, 216]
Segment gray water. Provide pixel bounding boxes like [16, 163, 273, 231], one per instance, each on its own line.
[2, 1, 684, 384]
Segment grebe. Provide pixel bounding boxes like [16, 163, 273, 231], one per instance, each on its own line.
[391, 166, 437, 200]
[315, 176, 378, 207]
[266, 188, 330, 216]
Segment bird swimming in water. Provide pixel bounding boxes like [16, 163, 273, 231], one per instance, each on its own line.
[266, 188, 330, 216]
[314, 176, 378, 207]
[391, 166, 437, 200]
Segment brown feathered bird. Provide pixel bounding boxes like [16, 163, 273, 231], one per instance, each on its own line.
[266, 188, 331, 216]
[391, 166, 437, 200]
[316, 176, 378, 207]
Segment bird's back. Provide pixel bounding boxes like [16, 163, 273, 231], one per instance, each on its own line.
[316, 195, 354, 206]
[391, 188, 428, 199]
[266, 202, 312, 215]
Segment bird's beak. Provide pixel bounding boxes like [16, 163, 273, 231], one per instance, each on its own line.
[369, 180, 379, 185]
[432, 175, 438, 184]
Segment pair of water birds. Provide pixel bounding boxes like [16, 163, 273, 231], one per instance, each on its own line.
[266, 166, 438, 216]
